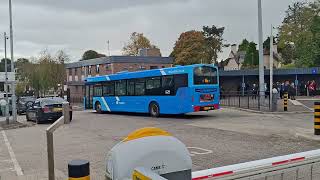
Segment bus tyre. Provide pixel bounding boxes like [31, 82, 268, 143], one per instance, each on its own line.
[149, 102, 160, 117]
[95, 102, 102, 114]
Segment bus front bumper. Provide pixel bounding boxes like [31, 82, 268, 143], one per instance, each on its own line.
[193, 104, 219, 112]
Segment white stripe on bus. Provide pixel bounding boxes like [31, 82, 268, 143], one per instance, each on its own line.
[101, 97, 111, 111]
[160, 69, 166, 75]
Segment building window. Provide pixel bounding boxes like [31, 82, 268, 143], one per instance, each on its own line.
[140, 66, 146, 70]
[122, 68, 128, 71]
[68, 69, 72, 75]
[81, 67, 85, 75]
[88, 66, 92, 75]
[74, 68, 78, 75]
[150, 66, 158, 69]
[162, 66, 165, 68]
[96, 65, 100, 74]
[105, 64, 111, 71]
[75, 85, 79, 93]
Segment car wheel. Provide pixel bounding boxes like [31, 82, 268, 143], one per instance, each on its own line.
[149, 102, 160, 117]
[26, 113, 30, 121]
[95, 102, 102, 114]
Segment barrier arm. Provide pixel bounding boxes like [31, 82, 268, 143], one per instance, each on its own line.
[192, 149, 320, 180]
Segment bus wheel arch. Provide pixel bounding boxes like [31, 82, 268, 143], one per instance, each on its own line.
[149, 101, 160, 117]
[95, 101, 103, 113]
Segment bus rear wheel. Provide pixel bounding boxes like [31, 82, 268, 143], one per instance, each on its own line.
[95, 102, 102, 114]
[149, 102, 160, 117]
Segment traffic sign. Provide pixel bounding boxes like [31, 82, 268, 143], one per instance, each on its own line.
[0, 72, 15, 82]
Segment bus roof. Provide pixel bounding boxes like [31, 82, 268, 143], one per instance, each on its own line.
[85, 64, 215, 84]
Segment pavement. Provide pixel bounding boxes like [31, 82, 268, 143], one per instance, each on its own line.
[0, 108, 320, 179]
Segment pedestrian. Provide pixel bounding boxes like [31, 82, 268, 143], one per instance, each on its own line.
[308, 80, 316, 96]
[289, 82, 296, 100]
[0, 98, 7, 117]
[272, 85, 278, 112]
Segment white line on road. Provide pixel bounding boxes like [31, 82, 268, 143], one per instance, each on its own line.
[1, 131, 23, 176]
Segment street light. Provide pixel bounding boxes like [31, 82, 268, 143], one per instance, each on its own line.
[3, 32, 9, 124]
[258, 0, 265, 103]
[8, 0, 17, 121]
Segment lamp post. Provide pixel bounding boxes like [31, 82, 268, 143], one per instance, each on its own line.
[4, 32, 9, 124]
[258, 0, 265, 104]
[270, 25, 274, 111]
[9, 0, 17, 122]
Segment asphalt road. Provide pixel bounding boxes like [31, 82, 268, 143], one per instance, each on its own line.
[0, 108, 320, 179]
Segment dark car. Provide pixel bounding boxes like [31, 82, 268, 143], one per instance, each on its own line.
[17, 96, 36, 115]
[26, 97, 72, 124]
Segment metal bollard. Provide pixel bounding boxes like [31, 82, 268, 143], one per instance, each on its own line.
[315, 102, 320, 135]
[68, 160, 90, 180]
[283, 93, 288, 111]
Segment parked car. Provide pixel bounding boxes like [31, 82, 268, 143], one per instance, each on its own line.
[26, 97, 72, 124]
[17, 96, 36, 115]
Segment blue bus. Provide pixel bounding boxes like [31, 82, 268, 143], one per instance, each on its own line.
[84, 64, 220, 117]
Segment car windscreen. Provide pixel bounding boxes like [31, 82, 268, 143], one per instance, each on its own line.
[20, 97, 36, 103]
[41, 98, 66, 106]
[193, 66, 218, 85]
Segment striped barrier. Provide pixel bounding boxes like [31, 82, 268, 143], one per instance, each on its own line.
[283, 93, 288, 111]
[192, 149, 320, 180]
[315, 102, 320, 135]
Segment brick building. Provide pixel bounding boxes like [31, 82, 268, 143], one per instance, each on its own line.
[65, 56, 173, 103]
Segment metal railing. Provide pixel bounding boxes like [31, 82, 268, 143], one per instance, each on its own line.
[220, 91, 270, 111]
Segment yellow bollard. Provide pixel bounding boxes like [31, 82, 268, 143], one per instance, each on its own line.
[283, 93, 288, 111]
[315, 102, 320, 135]
[68, 160, 90, 180]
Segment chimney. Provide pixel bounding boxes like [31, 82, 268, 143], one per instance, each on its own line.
[231, 44, 237, 54]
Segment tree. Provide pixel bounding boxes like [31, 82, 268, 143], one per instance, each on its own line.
[81, 50, 106, 60]
[202, 25, 225, 64]
[242, 42, 259, 68]
[122, 32, 158, 56]
[238, 39, 250, 51]
[170, 30, 208, 65]
[278, 1, 320, 67]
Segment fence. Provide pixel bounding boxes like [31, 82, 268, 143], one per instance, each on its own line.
[220, 91, 270, 111]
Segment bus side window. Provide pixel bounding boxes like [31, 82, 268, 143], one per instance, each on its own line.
[146, 77, 161, 95]
[162, 75, 174, 95]
[103, 82, 114, 96]
[94, 85, 103, 96]
[127, 80, 135, 96]
[135, 79, 145, 96]
[174, 74, 188, 92]
[115, 80, 127, 96]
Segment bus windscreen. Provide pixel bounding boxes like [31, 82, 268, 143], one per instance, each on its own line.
[193, 66, 218, 85]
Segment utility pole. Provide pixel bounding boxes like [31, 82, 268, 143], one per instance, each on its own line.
[4, 32, 9, 124]
[269, 25, 274, 111]
[258, 0, 265, 103]
[9, 0, 17, 122]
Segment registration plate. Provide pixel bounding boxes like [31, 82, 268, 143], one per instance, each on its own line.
[28, 112, 36, 118]
[200, 94, 214, 102]
[53, 108, 63, 112]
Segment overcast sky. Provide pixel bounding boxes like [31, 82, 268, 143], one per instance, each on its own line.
[0, 0, 309, 62]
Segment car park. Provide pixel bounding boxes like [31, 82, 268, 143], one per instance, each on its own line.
[26, 97, 72, 124]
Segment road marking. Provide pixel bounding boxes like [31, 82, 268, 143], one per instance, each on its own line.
[291, 100, 314, 111]
[1, 131, 23, 176]
[188, 147, 213, 156]
[0, 167, 15, 173]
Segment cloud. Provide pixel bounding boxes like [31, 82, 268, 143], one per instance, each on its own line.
[0, 0, 301, 61]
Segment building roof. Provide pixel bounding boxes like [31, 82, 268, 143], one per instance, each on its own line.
[65, 56, 174, 69]
[220, 67, 320, 76]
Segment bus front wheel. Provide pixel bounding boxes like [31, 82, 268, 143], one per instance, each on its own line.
[149, 102, 160, 117]
[95, 102, 102, 114]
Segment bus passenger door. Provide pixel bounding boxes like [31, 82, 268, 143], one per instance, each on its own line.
[85, 85, 93, 109]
